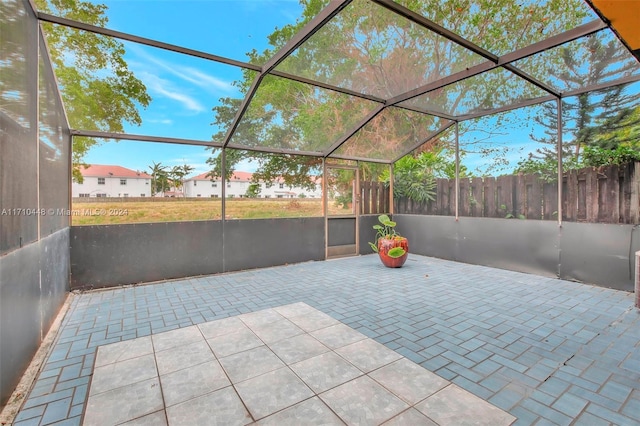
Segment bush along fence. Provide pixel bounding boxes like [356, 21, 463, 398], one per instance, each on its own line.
[362, 162, 640, 224]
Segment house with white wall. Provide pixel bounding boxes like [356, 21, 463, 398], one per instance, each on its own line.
[184, 171, 321, 198]
[72, 165, 152, 198]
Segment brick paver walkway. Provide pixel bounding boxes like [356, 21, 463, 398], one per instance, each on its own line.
[12, 254, 640, 425]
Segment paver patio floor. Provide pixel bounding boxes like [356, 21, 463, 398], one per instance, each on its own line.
[10, 254, 640, 425]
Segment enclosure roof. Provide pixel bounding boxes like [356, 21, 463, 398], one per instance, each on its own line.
[37, 0, 640, 164]
[588, 0, 640, 61]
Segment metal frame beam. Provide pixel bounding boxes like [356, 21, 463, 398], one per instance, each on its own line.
[322, 104, 387, 158]
[327, 154, 390, 164]
[455, 122, 460, 220]
[443, 74, 640, 123]
[556, 99, 563, 227]
[221, 75, 263, 148]
[395, 105, 458, 122]
[498, 19, 607, 64]
[224, 143, 324, 158]
[390, 120, 456, 163]
[37, 12, 261, 72]
[388, 60, 496, 107]
[270, 70, 385, 104]
[502, 65, 560, 98]
[456, 95, 557, 122]
[70, 130, 223, 148]
[561, 74, 640, 98]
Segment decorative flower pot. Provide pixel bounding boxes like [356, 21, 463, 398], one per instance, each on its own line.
[377, 236, 409, 268]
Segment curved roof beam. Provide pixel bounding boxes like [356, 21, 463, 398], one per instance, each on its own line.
[390, 120, 457, 164]
[322, 104, 387, 159]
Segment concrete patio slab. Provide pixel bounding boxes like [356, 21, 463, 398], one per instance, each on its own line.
[81, 303, 514, 425]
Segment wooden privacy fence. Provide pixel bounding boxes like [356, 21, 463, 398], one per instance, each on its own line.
[364, 162, 640, 224]
[359, 180, 389, 215]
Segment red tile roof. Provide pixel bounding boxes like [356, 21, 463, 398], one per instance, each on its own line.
[187, 171, 321, 185]
[188, 171, 253, 182]
[80, 165, 152, 179]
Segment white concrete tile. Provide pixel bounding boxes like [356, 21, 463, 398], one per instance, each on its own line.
[369, 358, 448, 405]
[90, 354, 157, 396]
[152, 326, 203, 353]
[291, 352, 363, 394]
[336, 338, 402, 373]
[160, 360, 230, 407]
[95, 337, 153, 367]
[310, 323, 367, 349]
[320, 375, 409, 426]
[166, 387, 252, 426]
[155, 340, 216, 376]
[84, 378, 164, 426]
[219, 346, 284, 383]
[415, 384, 516, 426]
[235, 367, 314, 420]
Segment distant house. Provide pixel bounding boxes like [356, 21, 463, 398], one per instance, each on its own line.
[72, 165, 152, 198]
[184, 171, 321, 198]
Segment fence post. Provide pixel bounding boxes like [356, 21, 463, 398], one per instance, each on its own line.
[630, 162, 640, 224]
[636, 251, 640, 308]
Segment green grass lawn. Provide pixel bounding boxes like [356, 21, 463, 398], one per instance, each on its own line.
[71, 198, 352, 225]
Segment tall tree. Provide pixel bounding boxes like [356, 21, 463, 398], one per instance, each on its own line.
[524, 32, 640, 171]
[35, 0, 151, 182]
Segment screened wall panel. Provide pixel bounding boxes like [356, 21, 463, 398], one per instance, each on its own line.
[399, 68, 549, 118]
[1, 0, 71, 409]
[333, 107, 452, 161]
[42, 23, 256, 142]
[228, 75, 380, 154]
[39, 37, 70, 237]
[220, 150, 323, 219]
[1, 0, 39, 254]
[71, 140, 222, 225]
[512, 30, 640, 93]
[458, 104, 560, 220]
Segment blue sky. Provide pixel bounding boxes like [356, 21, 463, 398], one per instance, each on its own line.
[83, 0, 303, 175]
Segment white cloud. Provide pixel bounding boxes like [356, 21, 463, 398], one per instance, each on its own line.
[177, 67, 234, 92]
[139, 71, 205, 113]
[155, 86, 204, 112]
[147, 119, 173, 125]
[127, 45, 234, 94]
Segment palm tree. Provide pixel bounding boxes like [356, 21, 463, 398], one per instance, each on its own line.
[148, 161, 167, 197]
[169, 164, 195, 197]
